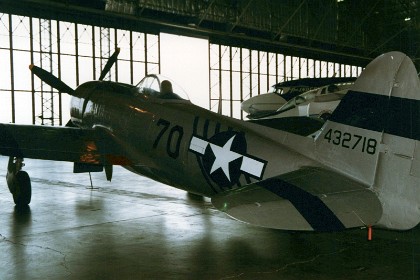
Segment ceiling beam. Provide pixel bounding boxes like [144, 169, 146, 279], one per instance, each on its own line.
[272, 0, 306, 40]
[228, 0, 254, 32]
[0, 0, 372, 66]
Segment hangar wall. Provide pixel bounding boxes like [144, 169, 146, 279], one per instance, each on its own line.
[0, 13, 159, 125]
[0, 11, 362, 123]
[209, 44, 362, 119]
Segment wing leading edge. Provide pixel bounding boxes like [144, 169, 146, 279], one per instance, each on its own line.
[0, 123, 131, 166]
[212, 167, 382, 231]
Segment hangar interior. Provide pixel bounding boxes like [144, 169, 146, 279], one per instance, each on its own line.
[0, 0, 419, 279]
[4, 0, 417, 122]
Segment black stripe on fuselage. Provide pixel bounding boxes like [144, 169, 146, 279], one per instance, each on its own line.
[257, 178, 345, 232]
[193, 116, 218, 194]
[330, 90, 420, 140]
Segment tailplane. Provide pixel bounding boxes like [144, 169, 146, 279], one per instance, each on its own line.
[315, 52, 420, 230]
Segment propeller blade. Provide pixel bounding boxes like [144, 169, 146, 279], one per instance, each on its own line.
[29, 65, 74, 94]
[99, 48, 120, 81]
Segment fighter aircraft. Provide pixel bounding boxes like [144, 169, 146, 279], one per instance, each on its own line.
[0, 51, 419, 232]
[241, 77, 355, 119]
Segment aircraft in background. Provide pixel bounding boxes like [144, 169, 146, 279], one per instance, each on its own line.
[258, 82, 354, 121]
[1, 51, 419, 232]
[241, 77, 355, 119]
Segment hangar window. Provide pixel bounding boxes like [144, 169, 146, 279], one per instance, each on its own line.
[0, 13, 160, 125]
[209, 43, 363, 120]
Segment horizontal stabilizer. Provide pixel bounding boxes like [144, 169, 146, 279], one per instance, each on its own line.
[212, 167, 382, 231]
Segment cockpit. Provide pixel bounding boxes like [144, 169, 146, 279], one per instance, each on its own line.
[135, 74, 190, 101]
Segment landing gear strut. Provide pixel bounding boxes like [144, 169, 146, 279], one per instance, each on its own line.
[6, 157, 31, 206]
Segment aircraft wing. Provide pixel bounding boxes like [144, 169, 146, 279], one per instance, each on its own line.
[211, 167, 382, 231]
[0, 123, 131, 165]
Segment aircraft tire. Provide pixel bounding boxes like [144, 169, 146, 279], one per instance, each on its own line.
[13, 171, 32, 206]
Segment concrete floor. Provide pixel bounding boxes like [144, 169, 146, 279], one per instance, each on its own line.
[0, 157, 418, 280]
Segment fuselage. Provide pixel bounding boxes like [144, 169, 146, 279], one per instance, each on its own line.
[69, 80, 317, 197]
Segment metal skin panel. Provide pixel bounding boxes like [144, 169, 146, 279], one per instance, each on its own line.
[315, 121, 381, 186]
[226, 200, 313, 231]
[211, 182, 313, 230]
[369, 54, 420, 230]
[374, 142, 420, 230]
[410, 141, 420, 178]
[212, 167, 382, 231]
[371, 53, 420, 230]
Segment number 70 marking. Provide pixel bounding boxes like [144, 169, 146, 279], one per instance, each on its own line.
[153, 118, 184, 159]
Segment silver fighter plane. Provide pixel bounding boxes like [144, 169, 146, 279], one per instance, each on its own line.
[0, 51, 419, 232]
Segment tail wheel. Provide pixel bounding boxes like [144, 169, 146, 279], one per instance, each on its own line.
[13, 171, 32, 206]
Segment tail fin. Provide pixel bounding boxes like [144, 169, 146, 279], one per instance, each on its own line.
[315, 52, 420, 230]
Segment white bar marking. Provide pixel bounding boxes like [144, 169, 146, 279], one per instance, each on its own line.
[189, 136, 208, 155]
[241, 156, 265, 178]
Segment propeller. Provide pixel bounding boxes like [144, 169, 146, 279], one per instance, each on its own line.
[29, 47, 121, 95]
[29, 64, 74, 95]
[99, 48, 120, 81]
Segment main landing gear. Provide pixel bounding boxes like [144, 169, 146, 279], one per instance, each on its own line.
[6, 157, 32, 206]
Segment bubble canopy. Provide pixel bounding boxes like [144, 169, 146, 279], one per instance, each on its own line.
[135, 74, 190, 101]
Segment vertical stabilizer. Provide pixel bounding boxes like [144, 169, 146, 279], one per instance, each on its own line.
[315, 52, 420, 230]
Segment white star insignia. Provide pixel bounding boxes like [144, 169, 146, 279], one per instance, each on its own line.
[189, 135, 266, 181]
[209, 135, 242, 181]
